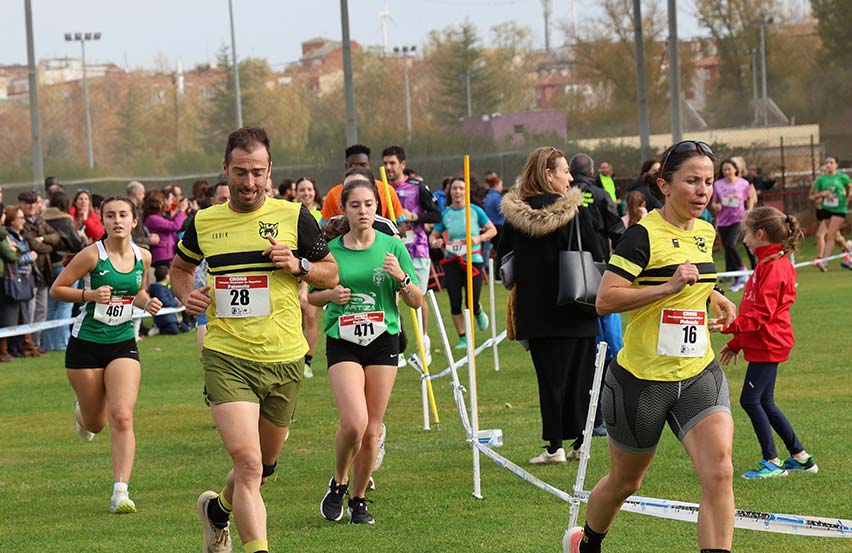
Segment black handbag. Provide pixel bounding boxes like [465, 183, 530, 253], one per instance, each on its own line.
[500, 250, 515, 290]
[2, 262, 35, 302]
[556, 215, 604, 315]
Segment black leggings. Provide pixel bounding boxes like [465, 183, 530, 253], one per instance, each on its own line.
[443, 260, 483, 315]
[718, 223, 756, 272]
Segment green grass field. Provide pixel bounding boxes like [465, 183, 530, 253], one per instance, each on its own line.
[2, 242, 851, 552]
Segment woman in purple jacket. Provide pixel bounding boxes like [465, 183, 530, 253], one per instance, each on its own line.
[142, 189, 188, 269]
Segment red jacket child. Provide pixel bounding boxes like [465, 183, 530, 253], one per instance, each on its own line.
[722, 243, 796, 362]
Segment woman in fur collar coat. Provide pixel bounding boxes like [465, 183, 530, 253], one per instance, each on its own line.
[497, 146, 600, 465]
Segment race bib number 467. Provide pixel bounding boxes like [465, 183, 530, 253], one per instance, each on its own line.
[657, 309, 708, 358]
[93, 296, 134, 326]
[214, 275, 271, 318]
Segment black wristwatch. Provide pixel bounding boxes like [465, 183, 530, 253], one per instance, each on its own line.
[398, 275, 412, 289]
[296, 257, 311, 277]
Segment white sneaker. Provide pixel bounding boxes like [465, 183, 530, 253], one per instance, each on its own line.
[74, 401, 95, 442]
[397, 355, 407, 368]
[197, 491, 232, 553]
[367, 475, 376, 490]
[303, 363, 314, 379]
[374, 422, 386, 470]
[529, 448, 567, 465]
[422, 334, 432, 366]
[109, 490, 136, 514]
[567, 448, 582, 461]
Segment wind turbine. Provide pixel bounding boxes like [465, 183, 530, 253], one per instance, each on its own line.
[379, 1, 392, 55]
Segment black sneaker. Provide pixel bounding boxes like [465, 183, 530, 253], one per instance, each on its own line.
[347, 496, 374, 525]
[320, 477, 348, 521]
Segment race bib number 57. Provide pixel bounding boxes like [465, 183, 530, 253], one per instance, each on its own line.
[657, 309, 708, 358]
[214, 275, 271, 318]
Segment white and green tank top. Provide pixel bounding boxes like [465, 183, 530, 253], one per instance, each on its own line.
[71, 240, 144, 344]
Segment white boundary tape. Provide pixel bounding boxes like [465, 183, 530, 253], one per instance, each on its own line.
[717, 252, 848, 278]
[0, 306, 185, 339]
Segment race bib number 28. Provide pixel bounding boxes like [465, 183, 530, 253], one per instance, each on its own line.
[657, 309, 708, 358]
[214, 275, 271, 318]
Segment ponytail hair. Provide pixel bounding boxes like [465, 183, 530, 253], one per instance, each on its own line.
[744, 206, 803, 255]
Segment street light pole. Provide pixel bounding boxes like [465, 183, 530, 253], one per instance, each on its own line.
[748, 48, 759, 124]
[25, 0, 44, 186]
[394, 46, 416, 142]
[758, 17, 773, 126]
[340, 0, 358, 145]
[465, 70, 472, 117]
[65, 31, 100, 169]
[667, 0, 682, 143]
[632, 0, 651, 160]
[228, 0, 243, 129]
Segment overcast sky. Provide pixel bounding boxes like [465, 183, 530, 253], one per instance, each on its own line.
[4, 0, 704, 71]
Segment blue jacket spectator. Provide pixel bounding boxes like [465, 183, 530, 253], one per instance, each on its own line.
[148, 265, 188, 335]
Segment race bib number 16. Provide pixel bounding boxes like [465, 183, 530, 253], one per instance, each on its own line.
[214, 275, 271, 318]
[657, 309, 708, 358]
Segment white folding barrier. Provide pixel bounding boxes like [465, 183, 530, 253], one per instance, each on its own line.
[0, 306, 185, 339]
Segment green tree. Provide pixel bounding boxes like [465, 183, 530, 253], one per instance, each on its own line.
[426, 22, 501, 128]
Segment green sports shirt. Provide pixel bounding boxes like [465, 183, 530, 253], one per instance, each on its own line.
[318, 231, 417, 339]
[814, 173, 851, 215]
[71, 240, 144, 344]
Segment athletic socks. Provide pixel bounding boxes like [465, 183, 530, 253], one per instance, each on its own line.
[113, 482, 128, 494]
[578, 523, 607, 553]
[207, 491, 232, 529]
[244, 539, 268, 553]
[547, 440, 563, 455]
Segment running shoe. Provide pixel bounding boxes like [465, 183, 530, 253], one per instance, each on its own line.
[303, 363, 314, 379]
[562, 526, 584, 553]
[567, 448, 582, 461]
[367, 476, 376, 490]
[109, 490, 137, 514]
[741, 459, 788, 479]
[74, 401, 95, 442]
[320, 477, 348, 522]
[816, 259, 829, 272]
[422, 334, 432, 366]
[529, 447, 567, 465]
[841, 260, 852, 271]
[374, 422, 386, 470]
[475, 310, 489, 331]
[454, 336, 468, 350]
[729, 276, 747, 293]
[197, 491, 232, 553]
[347, 496, 375, 525]
[397, 355, 407, 368]
[782, 454, 819, 474]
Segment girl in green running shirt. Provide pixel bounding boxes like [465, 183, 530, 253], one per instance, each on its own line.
[309, 179, 422, 525]
[50, 197, 163, 514]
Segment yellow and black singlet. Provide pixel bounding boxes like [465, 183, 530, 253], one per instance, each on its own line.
[177, 199, 329, 363]
[606, 209, 717, 381]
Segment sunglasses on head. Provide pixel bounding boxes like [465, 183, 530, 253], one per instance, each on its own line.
[659, 141, 715, 179]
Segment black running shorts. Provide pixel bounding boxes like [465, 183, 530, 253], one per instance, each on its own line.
[601, 358, 731, 454]
[326, 332, 400, 369]
[65, 336, 140, 369]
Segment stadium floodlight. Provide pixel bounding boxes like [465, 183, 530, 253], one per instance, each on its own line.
[64, 31, 102, 168]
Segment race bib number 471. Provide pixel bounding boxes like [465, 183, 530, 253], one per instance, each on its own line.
[339, 311, 387, 346]
[657, 309, 708, 358]
[214, 275, 271, 318]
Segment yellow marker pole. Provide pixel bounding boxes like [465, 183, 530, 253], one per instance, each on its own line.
[379, 166, 440, 425]
[464, 156, 476, 342]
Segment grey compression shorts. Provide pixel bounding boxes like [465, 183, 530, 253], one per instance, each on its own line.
[600, 358, 731, 454]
